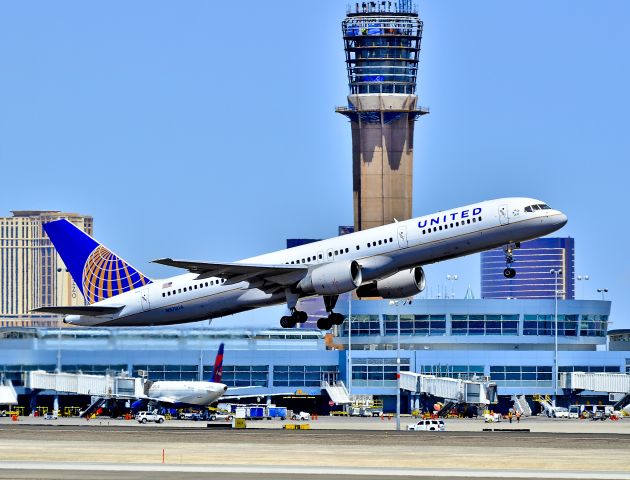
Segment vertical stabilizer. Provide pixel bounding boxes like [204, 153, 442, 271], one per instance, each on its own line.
[43, 219, 152, 304]
[211, 343, 225, 383]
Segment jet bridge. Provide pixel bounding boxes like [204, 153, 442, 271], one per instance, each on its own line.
[23, 371, 144, 398]
[560, 372, 630, 394]
[400, 372, 497, 405]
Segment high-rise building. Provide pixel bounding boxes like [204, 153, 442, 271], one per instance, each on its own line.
[0, 211, 93, 327]
[480, 238, 575, 300]
[337, 1, 428, 231]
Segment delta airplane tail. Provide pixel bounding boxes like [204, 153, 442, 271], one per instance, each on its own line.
[211, 343, 225, 383]
[43, 219, 153, 304]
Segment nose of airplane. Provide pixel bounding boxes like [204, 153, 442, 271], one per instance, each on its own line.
[555, 212, 568, 227]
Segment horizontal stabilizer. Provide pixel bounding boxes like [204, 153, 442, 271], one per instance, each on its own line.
[31, 305, 124, 316]
[152, 258, 307, 285]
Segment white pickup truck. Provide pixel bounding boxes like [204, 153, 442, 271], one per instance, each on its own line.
[136, 411, 165, 424]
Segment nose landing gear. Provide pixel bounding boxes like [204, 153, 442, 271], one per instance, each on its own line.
[503, 267, 516, 278]
[503, 242, 520, 278]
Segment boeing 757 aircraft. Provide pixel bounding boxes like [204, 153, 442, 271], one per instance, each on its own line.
[34, 198, 567, 329]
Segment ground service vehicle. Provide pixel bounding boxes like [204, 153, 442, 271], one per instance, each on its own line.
[136, 411, 165, 424]
[551, 407, 569, 418]
[568, 405, 614, 419]
[291, 411, 311, 421]
[407, 419, 445, 431]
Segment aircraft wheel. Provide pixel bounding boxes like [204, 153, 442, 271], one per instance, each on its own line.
[280, 316, 295, 328]
[503, 268, 516, 278]
[317, 317, 333, 330]
[295, 310, 308, 323]
[330, 312, 345, 326]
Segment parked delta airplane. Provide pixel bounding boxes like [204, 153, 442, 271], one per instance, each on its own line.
[81, 343, 228, 418]
[141, 342, 227, 407]
[34, 198, 567, 330]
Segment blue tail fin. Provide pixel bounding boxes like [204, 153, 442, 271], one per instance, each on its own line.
[43, 219, 152, 304]
[211, 343, 225, 383]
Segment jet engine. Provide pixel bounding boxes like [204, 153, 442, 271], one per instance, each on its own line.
[298, 260, 362, 295]
[356, 267, 426, 299]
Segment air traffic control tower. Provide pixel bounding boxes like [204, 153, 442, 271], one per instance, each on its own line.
[337, 1, 427, 231]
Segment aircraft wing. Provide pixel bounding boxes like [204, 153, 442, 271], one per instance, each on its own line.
[31, 305, 124, 316]
[152, 258, 308, 286]
[222, 391, 297, 400]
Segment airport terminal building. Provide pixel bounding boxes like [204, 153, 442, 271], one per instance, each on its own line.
[0, 297, 623, 414]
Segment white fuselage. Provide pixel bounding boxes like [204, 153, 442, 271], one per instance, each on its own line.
[65, 197, 567, 327]
[146, 381, 228, 406]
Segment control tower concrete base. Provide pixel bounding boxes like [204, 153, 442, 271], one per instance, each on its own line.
[337, 94, 428, 231]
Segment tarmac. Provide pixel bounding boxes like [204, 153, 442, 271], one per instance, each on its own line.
[0, 416, 629, 479]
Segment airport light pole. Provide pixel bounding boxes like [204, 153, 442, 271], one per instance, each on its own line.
[577, 275, 589, 299]
[55, 267, 68, 417]
[55, 267, 69, 374]
[597, 288, 608, 300]
[348, 293, 352, 397]
[550, 269, 562, 407]
[389, 300, 401, 431]
[446, 275, 458, 299]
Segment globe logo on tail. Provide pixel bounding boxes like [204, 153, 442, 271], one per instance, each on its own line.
[82, 245, 152, 304]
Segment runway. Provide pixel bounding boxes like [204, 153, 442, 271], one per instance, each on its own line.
[1, 424, 629, 479]
[1, 462, 630, 480]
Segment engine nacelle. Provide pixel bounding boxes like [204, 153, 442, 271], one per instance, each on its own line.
[298, 260, 362, 295]
[356, 267, 426, 299]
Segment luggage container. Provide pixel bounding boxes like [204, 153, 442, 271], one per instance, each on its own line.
[267, 407, 287, 420]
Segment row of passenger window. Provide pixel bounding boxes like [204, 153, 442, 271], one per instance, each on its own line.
[524, 204, 550, 212]
[421, 216, 482, 235]
[161, 279, 226, 298]
[285, 236, 396, 266]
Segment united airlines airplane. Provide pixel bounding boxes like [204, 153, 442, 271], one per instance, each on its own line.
[34, 198, 567, 330]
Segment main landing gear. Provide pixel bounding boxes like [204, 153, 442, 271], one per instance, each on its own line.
[503, 242, 520, 278]
[280, 309, 308, 329]
[279, 292, 346, 330]
[317, 312, 345, 330]
[280, 288, 309, 328]
[316, 295, 345, 331]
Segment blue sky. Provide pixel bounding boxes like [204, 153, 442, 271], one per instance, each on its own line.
[0, 1, 628, 327]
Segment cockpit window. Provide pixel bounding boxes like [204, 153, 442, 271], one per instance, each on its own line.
[525, 203, 551, 212]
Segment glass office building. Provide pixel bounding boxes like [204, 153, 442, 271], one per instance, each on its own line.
[480, 237, 575, 300]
